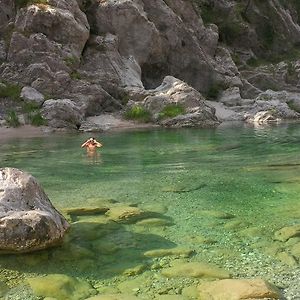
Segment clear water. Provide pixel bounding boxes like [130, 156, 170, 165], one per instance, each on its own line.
[0, 122, 300, 298]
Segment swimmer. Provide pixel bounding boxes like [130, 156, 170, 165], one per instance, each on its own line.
[81, 137, 103, 152]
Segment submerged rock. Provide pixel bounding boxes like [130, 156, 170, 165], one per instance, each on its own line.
[274, 224, 300, 242]
[197, 278, 281, 299]
[27, 274, 96, 300]
[0, 168, 69, 253]
[85, 295, 139, 300]
[161, 261, 230, 279]
[105, 206, 146, 224]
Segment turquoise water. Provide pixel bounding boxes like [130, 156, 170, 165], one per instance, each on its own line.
[0, 122, 300, 299]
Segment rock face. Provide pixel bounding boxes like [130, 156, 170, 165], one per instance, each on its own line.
[0, 168, 69, 253]
[1, 0, 300, 129]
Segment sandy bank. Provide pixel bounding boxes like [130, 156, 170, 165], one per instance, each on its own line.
[0, 125, 49, 141]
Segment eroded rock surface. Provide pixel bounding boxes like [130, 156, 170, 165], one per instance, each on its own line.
[0, 168, 69, 253]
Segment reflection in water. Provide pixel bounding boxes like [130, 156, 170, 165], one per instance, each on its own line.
[85, 150, 102, 165]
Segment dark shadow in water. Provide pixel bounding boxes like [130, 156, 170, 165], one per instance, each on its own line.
[0, 215, 176, 281]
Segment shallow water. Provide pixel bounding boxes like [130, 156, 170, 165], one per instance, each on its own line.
[0, 122, 300, 299]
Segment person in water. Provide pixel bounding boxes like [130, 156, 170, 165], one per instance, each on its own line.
[81, 137, 103, 153]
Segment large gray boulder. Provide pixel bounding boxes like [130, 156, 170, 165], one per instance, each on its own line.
[20, 86, 45, 107]
[0, 168, 69, 253]
[14, 0, 89, 57]
[41, 99, 83, 129]
[160, 106, 220, 128]
[127, 76, 220, 128]
[142, 76, 206, 116]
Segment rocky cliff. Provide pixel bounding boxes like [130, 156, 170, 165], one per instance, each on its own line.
[1, 0, 300, 129]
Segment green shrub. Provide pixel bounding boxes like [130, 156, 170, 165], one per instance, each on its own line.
[158, 104, 185, 120]
[64, 56, 79, 68]
[124, 105, 151, 123]
[70, 71, 81, 80]
[22, 102, 39, 113]
[5, 110, 20, 127]
[206, 83, 225, 100]
[219, 21, 243, 44]
[287, 100, 300, 113]
[28, 112, 47, 126]
[0, 82, 21, 101]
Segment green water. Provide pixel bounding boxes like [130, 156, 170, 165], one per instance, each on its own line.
[0, 122, 300, 299]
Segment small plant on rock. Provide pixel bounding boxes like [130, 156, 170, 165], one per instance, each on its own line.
[158, 104, 185, 120]
[0, 82, 21, 101]
[125, 105, 151, 123]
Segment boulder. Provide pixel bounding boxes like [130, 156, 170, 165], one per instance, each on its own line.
[14, 0, 89, 57]
[0, 168, 69, 253]
[20, 86, 45, 106]
[127, 76, 220, 128]
[160, 106, 220, 128]
[246, 111, 280, 125]
[105, 206, 146, 224]
[162, 262, 230, 279]
[274, 224, 300, 242]
[245, 99, 300, 122]
[0, 0, 14, 28]
[41, 99, 83, 129]
[219, 87, 242, 107]
[142, 76, 205, 115]
[197, 278, 281, 300]
[28, 273, 95, 300]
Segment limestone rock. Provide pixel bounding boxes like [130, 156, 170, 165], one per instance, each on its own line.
[14, 1, 89, 57]
[142, 76, 206, 115]
[274, 224, 300, 242]
[246, 111, 280, 125]
[197, 278, 281, 300]
[20, 86, 45, 106]
[41, 99, 83, 129]
[27, 274, 96, 300]
[219, 87, 242, 107]
[160, 106, 220, 128]
[64, 206, 109, 216]
[135, 218, 173, 227]
[290, 242, 300, 259]
[0, 0, 14, 27]
[161, 262, 230, 279]
[144, 247, 193, 258]
[0, 168, 69, 253]
[85, 295, 139, 300]
[106, 206, 146, 224]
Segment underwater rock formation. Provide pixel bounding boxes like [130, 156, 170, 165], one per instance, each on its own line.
[0, 167, 69, 253]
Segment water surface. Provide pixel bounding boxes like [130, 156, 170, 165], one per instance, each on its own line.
[0, 122, 300, 299]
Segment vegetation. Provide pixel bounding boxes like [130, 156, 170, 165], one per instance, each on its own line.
[23, 102, 46, 126]
[64, 56, 79, 68]
[28, 111, 46, 126]
[124, 105, 151, 123]
[0, 82, 21, 101]
[70, 71, 82, 80]
[158, 104, 185, 120]
[206, 83, 225, 100]
[5, 110, 20, 127]
[287, 100, 300, 113]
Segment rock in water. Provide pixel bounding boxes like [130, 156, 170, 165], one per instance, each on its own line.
[0, 168, 70, 253]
